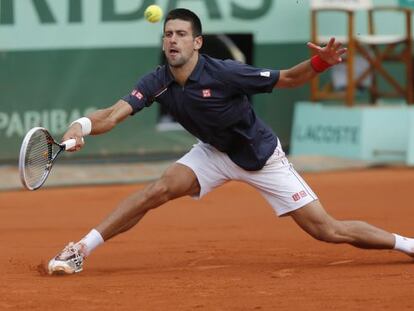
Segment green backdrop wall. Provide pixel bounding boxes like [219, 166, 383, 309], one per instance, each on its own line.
[0, 43, 310, 161]
[0, 0, 404, 161]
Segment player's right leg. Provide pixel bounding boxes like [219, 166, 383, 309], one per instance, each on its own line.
[48, 163, 200, 275]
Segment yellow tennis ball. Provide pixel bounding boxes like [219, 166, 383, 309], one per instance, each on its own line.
[144, 5, 163, 23]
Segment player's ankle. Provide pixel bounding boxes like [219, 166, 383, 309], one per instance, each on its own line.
[393, 234, 414, 256]
[79, 229, 104, 257]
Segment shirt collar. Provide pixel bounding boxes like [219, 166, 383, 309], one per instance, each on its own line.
[188, 54, 205, 82]
[164, 54, 205, 84]
[163, 65, 174, 85]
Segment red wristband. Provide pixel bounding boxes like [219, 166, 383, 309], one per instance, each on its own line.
[310, 55, 332, 73]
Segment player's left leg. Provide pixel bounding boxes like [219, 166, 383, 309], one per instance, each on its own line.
[288, 200, 394, 248]
[288, 200, 414, 256]
[240, 139, 414, 258]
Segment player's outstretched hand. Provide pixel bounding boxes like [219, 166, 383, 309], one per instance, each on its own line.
[62, 124, 85, 152]
[307, 37, 347, 65]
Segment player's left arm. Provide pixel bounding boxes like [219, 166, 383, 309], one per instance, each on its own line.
[275, 37, 346, 89]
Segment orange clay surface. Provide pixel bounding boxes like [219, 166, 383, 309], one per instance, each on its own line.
[1, 167, 414, 310]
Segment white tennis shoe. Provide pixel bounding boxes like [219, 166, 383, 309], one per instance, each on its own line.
[48, 242, 86, 275]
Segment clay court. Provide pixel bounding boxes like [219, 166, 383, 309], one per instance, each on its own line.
[1, 167, 414, 310]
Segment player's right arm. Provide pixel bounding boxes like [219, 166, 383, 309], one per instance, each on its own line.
[87, 100, 132, 135]
[62, 99, 132, 151]
[63, 69, 161, 151]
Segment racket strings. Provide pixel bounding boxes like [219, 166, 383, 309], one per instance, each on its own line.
[24, 131, 59, 188]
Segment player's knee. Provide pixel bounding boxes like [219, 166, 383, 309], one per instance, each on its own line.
[145, 180, 173, 204]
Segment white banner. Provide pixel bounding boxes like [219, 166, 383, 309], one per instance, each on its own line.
[0, 0, 309, 50]
[0, 0, 398, 51]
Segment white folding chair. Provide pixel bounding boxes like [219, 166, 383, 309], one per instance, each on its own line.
[310, 0, 413, 106]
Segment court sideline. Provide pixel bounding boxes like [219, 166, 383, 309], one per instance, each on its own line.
[0, 155, 373, 191]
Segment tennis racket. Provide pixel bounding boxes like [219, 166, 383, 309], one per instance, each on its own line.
[19, 127, 80, 190]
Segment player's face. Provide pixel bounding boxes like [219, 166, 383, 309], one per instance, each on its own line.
[163, 19, 202, 68]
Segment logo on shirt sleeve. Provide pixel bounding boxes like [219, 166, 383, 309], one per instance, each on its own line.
[260, 71, 271, 78]
[131, 89, 144, 100]
[202, 89, 212, 98]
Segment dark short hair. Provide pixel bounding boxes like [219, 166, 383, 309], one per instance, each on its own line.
[164, 8, 202, 37]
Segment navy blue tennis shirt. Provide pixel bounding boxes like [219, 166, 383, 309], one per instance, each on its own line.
[123, 54, 280, 171]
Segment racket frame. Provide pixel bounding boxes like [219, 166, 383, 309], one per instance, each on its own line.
[19, 127, 67, 190]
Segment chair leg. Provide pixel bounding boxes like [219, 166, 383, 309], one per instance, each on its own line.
[370, 72, 378, 104]
[405, 43, 413, 105]
[346, 47, 355, 107]
[370, 46, 379, 104]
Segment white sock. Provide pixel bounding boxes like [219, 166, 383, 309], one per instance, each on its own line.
[79, 229, 104, 256]
[393, 234, 414, 255]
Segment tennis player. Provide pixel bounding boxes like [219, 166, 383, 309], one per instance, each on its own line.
[48, 8, 414, 274]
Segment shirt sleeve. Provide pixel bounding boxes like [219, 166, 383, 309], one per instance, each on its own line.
[121, 72, 160, 115]
[218, 60, 279, 95]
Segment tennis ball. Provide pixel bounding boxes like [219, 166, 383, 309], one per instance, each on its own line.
[144, 5, 163, 23]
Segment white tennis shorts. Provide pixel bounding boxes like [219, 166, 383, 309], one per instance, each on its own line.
[177, 140, 318, 216]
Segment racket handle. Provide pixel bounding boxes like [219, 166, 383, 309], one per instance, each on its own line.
[62, 137, 84, 150]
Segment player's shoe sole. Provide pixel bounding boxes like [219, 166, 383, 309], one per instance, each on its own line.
[48, 259, 83, 275]
[48, 242, 85, 275]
